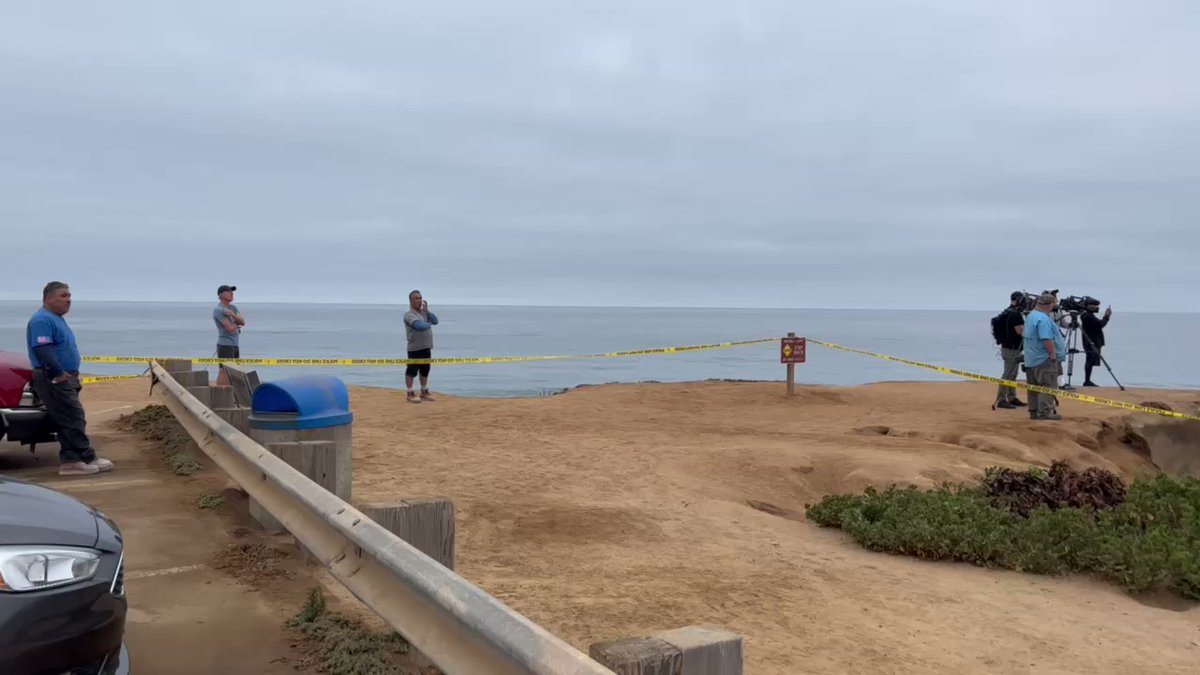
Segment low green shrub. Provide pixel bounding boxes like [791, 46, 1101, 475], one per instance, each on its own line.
[805, 465, 1200, 600]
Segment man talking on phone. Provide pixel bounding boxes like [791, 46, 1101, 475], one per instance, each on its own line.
[403, 289, 439, 404]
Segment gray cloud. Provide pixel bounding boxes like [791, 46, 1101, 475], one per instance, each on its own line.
[1, 1, 1197, 309]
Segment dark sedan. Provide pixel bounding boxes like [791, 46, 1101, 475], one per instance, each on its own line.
[0, 476, 129, 675]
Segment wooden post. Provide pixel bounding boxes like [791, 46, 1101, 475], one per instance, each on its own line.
[247, 429, 352, 533]
[589, 625, 743, 675]
[215, 407, 251, 435]
[589, 637, 680, 674]
[174, 370, 210, 387]
[161, 358, 193, 375]
[359, 499, 456, 570]
[786, 332, 796, 396]
[209, 384, 236, 410]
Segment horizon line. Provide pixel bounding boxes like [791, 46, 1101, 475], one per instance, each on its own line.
[0, 298, 1194, 315]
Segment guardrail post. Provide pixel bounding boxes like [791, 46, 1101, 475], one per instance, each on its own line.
[172, 370, 208, 387]
[167, 368, 213, 410]
[161, 358, 193, 375]
[590, 626, 743, 675]
[250, 440, 352, 552]
[359, 499, 455, 570]
[217, 408, 251, 435]
[248, 425, 352, 534]
[210, 384, 236, 410]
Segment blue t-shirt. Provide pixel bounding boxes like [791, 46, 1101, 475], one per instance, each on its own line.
[27, 308, 81, 374]
[1023, 310, 1066, 368]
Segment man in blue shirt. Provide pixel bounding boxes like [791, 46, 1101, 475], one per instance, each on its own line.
[27, 281, 115, 475]
[1023, 292, 1067, 420]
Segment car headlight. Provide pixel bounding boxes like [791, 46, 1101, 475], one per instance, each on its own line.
[0, 546, 100, 593]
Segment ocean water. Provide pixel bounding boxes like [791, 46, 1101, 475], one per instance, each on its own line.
[1, 301, 1195, 397]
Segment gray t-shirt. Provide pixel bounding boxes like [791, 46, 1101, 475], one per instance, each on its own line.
[403, 309, 437, 352]
[214, 303, 240, 346]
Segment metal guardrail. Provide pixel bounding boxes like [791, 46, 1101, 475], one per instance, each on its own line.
[149, 361, 614, 675]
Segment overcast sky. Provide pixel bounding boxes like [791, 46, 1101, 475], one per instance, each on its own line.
[2, 1, 1196, 310]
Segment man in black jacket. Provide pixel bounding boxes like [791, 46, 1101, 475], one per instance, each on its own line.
[1081, 299, 1112, 387]
[994, 291, 1028, 409]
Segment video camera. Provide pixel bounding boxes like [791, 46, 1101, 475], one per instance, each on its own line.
[1014, 289, 1100, 316]
[1058, 294, 1101, 314]
[1014, 292, 1039, 314]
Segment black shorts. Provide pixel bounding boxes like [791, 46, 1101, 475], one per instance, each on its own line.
[406, 348, 431, 378]
[1085, 348, 1102, 367]
[217, 345, 240, 359]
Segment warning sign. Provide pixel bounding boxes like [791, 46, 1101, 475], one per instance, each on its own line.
[781, 336, 806, 364]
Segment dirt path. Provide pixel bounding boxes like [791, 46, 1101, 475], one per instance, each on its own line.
[348, 380, 1200, 674]
[2, 380, 332, 674]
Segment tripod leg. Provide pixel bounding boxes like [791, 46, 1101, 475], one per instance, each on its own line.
[1099, 353, 1125, 391]
[1081, 330, 1124, 391]
[1061, 327, 1077, 390]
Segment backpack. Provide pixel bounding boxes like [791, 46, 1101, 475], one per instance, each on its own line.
[990, 311, 1009, 345]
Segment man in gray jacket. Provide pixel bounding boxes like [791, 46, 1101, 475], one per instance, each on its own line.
[403, 289, 439, 403]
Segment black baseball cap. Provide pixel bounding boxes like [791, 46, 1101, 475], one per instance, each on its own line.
[217, 285, 237, 295]
[1010, 291, 1024, 301]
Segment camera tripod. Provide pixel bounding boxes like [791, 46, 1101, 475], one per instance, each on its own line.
[1058, 312, 1125, 391]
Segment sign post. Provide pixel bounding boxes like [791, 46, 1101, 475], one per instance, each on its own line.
[781, 333, 806, 395]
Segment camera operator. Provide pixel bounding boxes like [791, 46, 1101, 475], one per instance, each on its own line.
[1023, 292, 1066, 420]
[1081, 299, 1112, 387]
[993, 291, 1028, 409]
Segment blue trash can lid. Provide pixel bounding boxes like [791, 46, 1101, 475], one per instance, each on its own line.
[249, 375, 353, 430]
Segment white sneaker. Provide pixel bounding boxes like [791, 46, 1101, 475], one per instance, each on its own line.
[92, 457, 115, 472]
[60, 462, 100, 476]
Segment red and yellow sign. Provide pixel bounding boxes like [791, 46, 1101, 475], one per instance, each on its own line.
[781, 336, 806, 364]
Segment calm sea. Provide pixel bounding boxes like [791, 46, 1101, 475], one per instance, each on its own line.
[1, 302, 1195, 397]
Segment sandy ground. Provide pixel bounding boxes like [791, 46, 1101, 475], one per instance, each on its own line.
[343, 379, 1200, 675]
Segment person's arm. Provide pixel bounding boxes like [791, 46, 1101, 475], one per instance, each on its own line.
[1037, 319, 1057, 361]
[229, 305, 246, 326]
[33, 344, 66, 380]
[405, 311, 432, 331]
[28, 317, 67, 380]
[426, 311, 438, 326]
[215, 307, 238, 333]
[1009, 312, 1024, 337]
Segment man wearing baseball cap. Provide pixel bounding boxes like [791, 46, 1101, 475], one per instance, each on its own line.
[993, 291, 1028, 409]
[1022, 292, 1066, 420]
[213, 284, 245, 359]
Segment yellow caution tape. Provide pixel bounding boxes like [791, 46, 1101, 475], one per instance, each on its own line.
[80, 375, 143, 384]
[76, 335, 1196, 422]
[807, 339, 1200, 423]
[80, 338, 776, 367]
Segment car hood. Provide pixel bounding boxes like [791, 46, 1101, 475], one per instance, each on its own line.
[0, 477, 99, 548]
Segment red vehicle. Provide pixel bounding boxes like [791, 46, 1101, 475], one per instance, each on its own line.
[0, 350, 58, 453]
